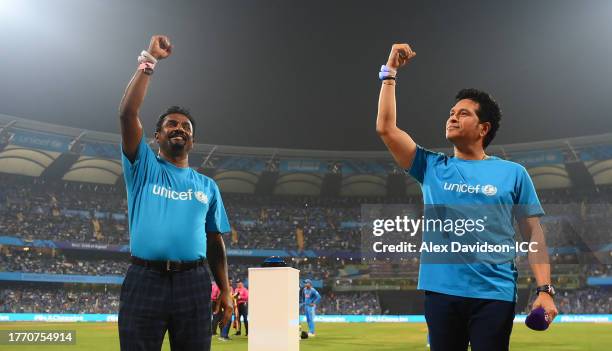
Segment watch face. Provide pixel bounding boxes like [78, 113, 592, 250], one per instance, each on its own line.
[539, 285, 555, 296]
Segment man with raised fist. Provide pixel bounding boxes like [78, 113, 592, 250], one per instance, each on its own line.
[376, 44, 557, 351]
[118, 35, 233, 351]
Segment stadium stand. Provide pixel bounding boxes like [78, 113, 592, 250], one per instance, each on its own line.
[0, 115, 610, 315]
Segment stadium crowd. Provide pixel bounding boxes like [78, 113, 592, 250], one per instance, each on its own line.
[555, 288, 612, 314]
[522, 287, 612, 315]
[0, 247, 128, 275]
[0, 175, 610, 316]
[3, 286, 608, 315]
[2, 176, 611, 251]
[0, 287, 119, 314]
[0, 247, 342, 283]
[0, 176, 367, 250]
[317, 292, 381, 315]
[0, 287, 381, 315]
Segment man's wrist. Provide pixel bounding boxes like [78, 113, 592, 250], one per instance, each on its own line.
[144, 49, 164, 62]
[379, 65, 397, 80]
[138, 51, 157, 75]
[536, 284, 556, 298]
[141, 50, 159, 64]
[385, 63, 399, 71]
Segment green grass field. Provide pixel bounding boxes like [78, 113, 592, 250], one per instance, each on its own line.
[1, 322, 611, 350]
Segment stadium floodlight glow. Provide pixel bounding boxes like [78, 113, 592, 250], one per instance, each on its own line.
[0, 0, 27, 22]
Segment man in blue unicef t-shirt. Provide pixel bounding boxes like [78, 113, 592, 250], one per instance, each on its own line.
[376, 43, 558, 351]
[117, 35, 233, 351]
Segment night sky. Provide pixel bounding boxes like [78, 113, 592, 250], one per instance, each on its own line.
[1, 0, 611, 150]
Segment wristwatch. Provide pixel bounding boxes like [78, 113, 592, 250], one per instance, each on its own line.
[536, 284, 556, 297]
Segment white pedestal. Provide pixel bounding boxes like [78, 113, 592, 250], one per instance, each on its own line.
[248, 267, 300, 351]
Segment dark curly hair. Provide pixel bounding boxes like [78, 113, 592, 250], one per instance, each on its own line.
[455, 88, 501, 148]
[155, 105, 196, 135]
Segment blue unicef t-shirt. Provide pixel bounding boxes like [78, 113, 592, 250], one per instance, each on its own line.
[408, 145, 544, 302]
[121, 134, 230, 261]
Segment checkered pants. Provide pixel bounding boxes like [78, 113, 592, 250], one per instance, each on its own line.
[118, 264, 212, 351]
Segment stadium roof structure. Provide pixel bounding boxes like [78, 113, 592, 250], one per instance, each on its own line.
[1, 113, 611, 196]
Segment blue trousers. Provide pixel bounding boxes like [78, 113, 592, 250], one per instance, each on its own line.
[424, 291, 515, 351]
[305, 305, 316, 334]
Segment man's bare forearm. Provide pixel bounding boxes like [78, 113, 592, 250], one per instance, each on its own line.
[527, 224, 552, 286]
[118, 35, 172, 159]
[523, 216, 558, 319]
[119, 35, 172, 120]
[376, 82, 398, 135]
[520, 216, 552, 286]
[118, 69, 149, 160]
[375, 44, 418, 169]
[207, 233, 234, 326]
[530, 262, 551, 286]
[207, 233, 231, 292]
[119, 70, 151, 120]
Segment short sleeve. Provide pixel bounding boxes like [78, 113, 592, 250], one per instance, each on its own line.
[121, 133, 155, 190]
[514, 166, 545, 218]
[407, 145, 439, 184]
[205, 182, 231, 234]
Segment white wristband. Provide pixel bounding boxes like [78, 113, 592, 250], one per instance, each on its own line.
[138, 55, 156, 64]
[380, 65, 397, 75]
[139, 50, 158, 64]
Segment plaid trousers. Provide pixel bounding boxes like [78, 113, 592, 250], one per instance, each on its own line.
[118, 264, 212, 351]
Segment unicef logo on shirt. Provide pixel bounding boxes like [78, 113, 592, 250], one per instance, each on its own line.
[482, 184, 497, 196]
[195, 191, 209, 204]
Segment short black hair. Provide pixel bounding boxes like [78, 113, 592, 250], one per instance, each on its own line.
[155, 105, 196, 135]
[455, 88, 501, 148]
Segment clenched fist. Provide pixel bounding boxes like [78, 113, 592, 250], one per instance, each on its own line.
[148, 35, 173, 60]
[386, 44, 416, 71]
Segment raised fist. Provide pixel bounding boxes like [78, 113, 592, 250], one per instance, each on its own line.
[148, 35, 173, 60]
[386, 43, 416, 71]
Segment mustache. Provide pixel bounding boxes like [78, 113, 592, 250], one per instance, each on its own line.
[168, 130, 190, 140]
